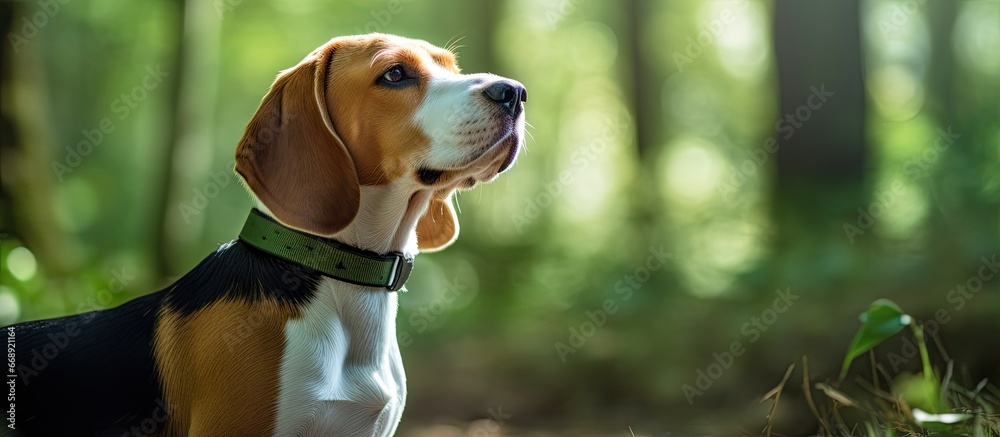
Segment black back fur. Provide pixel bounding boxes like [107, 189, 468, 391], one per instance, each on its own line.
[5, 239, 321, 436]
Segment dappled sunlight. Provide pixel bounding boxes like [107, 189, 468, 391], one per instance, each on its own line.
[0, 286, 19, 325]
[869, 65, 925, 121]
[496, 14, 553, 71]
[677, 217, 766, 297]
[566, 22, 619, 72]
[491, 5, 631, 253]
[863, 0, 930, 121]
[872, 173, 930, 243]
[653, 2, 777, 299]
[872, 114, 937, 161]
[555, 161, 627, 249]
[954, 2, 1000, 76]
[702, 218, 765, 272]
[658, 136, 770, 297]
[659, 138, 725, 206]
[865, 0, 931, 50]
[508, 0, 568, 31]
[7, 246, 38, 282]
[704, 1, 770, 81]
[552, 93, 631, 250]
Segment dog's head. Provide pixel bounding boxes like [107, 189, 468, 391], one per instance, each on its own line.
[235, 34, 526, 251]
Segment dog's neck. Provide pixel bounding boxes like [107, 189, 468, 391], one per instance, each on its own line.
[270, 183, 425, 432]
[333, 184, 431, 258]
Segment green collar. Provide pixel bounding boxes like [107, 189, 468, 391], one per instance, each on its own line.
[238, 209, 413, 291]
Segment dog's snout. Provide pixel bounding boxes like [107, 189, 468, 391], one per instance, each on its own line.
[483, 80, 527, 116]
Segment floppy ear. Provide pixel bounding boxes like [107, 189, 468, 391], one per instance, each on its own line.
[416, 192, 459, 252]
[235, 44, 359, 236]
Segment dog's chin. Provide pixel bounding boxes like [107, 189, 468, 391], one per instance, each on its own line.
[495, 134, 520, 174]
[463, 131, 522, 185]
[417, 129, 523, 188]
[477, 136, 520, 182]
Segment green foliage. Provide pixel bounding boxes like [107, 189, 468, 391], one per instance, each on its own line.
[840, 299, 949, 414]
[840, 299, 912, 380]
[761, 299, 994, 436]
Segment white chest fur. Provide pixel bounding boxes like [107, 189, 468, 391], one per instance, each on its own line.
[272, 277, 407, 437]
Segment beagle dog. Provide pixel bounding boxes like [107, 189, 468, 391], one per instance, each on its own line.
[6, 33, 525, 436]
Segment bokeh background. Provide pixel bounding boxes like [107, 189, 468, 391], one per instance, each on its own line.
[1, 0, 998, 435]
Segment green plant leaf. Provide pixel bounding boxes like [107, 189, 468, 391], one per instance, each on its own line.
[895, 373, 946, 413]
[840, 299, 912, 379]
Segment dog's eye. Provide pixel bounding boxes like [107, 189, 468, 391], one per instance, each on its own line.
[381, 65, 407, 83]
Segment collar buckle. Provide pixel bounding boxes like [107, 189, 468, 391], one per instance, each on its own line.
[387, 253, 414, 292]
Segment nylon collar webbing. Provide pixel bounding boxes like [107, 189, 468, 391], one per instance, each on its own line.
[238, 209, 413, 291]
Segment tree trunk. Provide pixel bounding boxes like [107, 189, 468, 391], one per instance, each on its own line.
[626, 0, 656, 160]
[772, 0, 868, 249]
[152, 0, 222, 278]
[926, 1, 956, 128]
[624, 0, 660, 240]
[0, 2, 72, 275]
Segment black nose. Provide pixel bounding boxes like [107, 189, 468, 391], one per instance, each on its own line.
[483, 80, 527, 116]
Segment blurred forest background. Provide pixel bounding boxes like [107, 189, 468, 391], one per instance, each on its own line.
[1, 0, 998, 435]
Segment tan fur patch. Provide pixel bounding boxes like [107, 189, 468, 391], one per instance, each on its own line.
[154, 297, 300, 436]
[325, 36, 458, 185]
